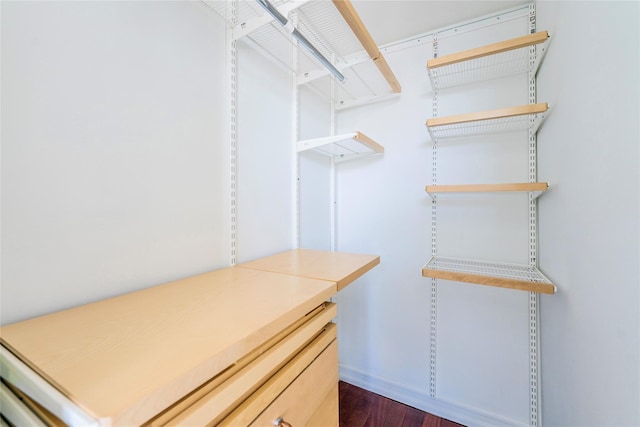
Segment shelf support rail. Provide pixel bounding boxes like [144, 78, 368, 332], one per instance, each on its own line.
[528, 4, 542, 427]
[428, 31, 439, 401]
[229, 0, 239, 266]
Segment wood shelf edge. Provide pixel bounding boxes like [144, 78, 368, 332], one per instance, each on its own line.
[425, 182, 549, 194]
[336, 256, 380, 291]
[426, 31, 550, 69]
[332, 0, 401, 93]
[353, 132, 384, 154]
[422, 268, 556, 295]
[297, 132, 384, 157]
[426, 103, 548, 128]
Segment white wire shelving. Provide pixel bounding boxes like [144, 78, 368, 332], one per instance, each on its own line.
[297, 132, 383, 163]
[201, 0, 401, 108]
[422, 256, 556, 294]
[424, 28, 555, 295]
[426, 31, 550, 90]
[426, 103, 549, 141]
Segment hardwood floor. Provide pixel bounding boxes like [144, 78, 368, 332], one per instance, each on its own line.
[339, 381, 465, 427]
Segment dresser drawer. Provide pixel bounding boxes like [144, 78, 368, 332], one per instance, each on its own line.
[219, 325, 337, 427]
[249, 340, 338, 427]
[153, 303, 337, 426]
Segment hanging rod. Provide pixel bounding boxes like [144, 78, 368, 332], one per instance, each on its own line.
[255, 0, 345, 81]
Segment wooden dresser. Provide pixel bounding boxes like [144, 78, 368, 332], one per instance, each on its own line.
[0, 249, 379, 427]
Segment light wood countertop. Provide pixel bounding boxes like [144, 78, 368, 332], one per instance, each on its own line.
[0, 267, 336, 426]
[237, 249, 380, 291]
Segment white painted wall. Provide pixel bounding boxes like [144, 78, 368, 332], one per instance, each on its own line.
[235, 41, 295, 263]
[1, 1, 229, 325]
[1, 2, 295, 325]
[536, 2, 640, 426]
[298, 82, 333, 251]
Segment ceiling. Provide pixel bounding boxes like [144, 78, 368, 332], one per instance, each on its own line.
[350, 0, 531, 46]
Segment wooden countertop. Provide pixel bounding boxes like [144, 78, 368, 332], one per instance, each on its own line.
[0, 267, 336, 426]
[237, 249, 380, 291]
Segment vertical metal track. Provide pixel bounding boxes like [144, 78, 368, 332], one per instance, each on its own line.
[228, 0, 238, 266]
[429, 33, 439, 400]
[330, 54, 337, 253]
[292, 11, 301, 249]
[527, 4, 541, 426]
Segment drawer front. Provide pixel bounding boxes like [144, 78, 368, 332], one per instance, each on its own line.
[218, 324, 337, 427]
[249, 340, 338, 427]
[306, 383, 339, 427]
[157, 304, 336, 426]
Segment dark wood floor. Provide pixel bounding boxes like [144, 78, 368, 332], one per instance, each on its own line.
[339, 381, 465, 427]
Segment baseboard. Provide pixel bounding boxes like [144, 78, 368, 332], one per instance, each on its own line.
[339, 364, 529, 427]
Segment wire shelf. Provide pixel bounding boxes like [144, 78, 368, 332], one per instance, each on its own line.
[427, 31, 550, 90]
[297, 132, 384, 163]
[204, 0, 400, 107]
[422, 256, 556, 294]
[426, 103, 549, 140]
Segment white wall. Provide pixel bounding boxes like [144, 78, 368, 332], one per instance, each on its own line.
[298, 82, 333, 250]
[536, 2, 640, 426]
[235, 41, 295, 263]
[1, 2, 295, 325]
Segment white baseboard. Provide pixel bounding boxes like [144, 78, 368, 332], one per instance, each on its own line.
[339, 364, 529, 427]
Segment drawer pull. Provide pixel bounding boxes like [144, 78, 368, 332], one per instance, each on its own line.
[273, 417, 292, 427]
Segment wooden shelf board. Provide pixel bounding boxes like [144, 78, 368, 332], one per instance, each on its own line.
[332, 0, 401, 93]
[423, 267, 556, 294]
[427, 31, 550, 69]
[422, 257, 556, 295]
[425, 182, 549, 194]
[237, 249, 380, 291]
[426, 103, 548, 128]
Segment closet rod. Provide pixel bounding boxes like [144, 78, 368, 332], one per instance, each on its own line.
[256, 0, 345, 81]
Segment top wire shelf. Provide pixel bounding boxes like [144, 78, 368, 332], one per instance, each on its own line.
[426, 31, 550, 90]
[202, 0, 401, 105]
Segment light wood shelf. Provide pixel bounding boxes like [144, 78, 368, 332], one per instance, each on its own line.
[297, 132, 384, 163]
[426, 103, 549, 140]
[425, 182, 549, 199]
[332, 0, 402, 93]
[422, 256, 556, 294]
[426, 31, 550, 89]
[237, 249, 380, 292]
